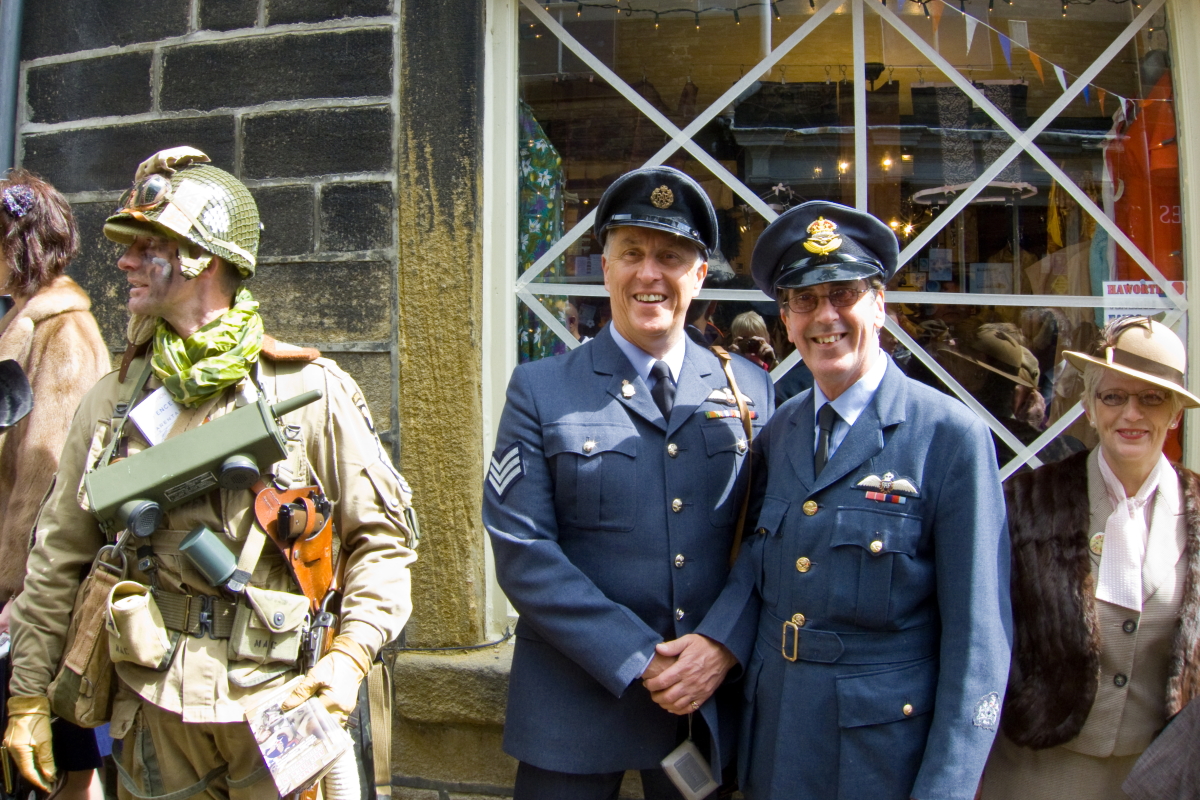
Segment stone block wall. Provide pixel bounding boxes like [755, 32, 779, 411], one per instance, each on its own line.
[16, 0, 401, 454]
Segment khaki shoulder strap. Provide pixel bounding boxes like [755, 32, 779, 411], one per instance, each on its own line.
[709, 346, 754, 567]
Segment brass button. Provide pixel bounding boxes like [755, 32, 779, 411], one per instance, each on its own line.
[671, 498, 683, 513]
[802, 500, 818, 516]
[791, 613, 806, 627]
[756, 527, 767, 536]
[1114, 673, 1128, 688]
[869, 540, 883, 554]
[674, 554, 685, 568]
[902, 703, 914, 716]
[582, 439, 596, 453]
[667, 443, 679, 458]
[736, 439, 748, 454]
[795, 557, 811, 573]
[675, 608, 685, 620]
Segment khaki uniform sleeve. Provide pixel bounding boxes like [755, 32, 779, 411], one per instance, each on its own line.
[300, 360, 416, 659]
[9, 376, 116, 697]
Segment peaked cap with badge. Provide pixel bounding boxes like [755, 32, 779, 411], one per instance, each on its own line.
[594, 166, 718, 257]
[752, 200, 901, 298]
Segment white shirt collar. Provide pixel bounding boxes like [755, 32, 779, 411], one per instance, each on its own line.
[812, 347, 888, 429]
[609, 324, 687, 384]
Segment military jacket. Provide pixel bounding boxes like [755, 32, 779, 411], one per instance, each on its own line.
[10, 349, 416, 729]
[702, 358, 1012, 800]
[484, 326, 774, 773]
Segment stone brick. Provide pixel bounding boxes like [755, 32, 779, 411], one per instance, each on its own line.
[243, 107, 392, 179]
[26, 53, 153, 125]
[320, 183, 394, 251]
[252, 186, 314, 258]
[199, 0, 259, 31]
[21, 0, 188, 61]
[161, 29, 392, 112]
[66, 202, 132, 350]
[328, 351, 392, 433]
[22, 117, 236, 195]
[267, 0, 391, 25]
[254, 261, 391, 342]
[392, 789, 440, 800]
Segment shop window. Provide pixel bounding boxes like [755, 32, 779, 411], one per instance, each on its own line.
[513, 0, 1182, 476]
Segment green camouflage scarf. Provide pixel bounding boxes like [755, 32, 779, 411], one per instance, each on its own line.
[151, 287, 264, 407]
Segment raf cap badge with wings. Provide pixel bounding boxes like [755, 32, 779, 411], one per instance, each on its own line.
[855, 471, 919, 504]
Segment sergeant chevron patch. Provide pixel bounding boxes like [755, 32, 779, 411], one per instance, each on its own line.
[488, 442, 525, 500]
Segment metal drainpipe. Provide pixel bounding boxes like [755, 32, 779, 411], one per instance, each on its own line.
[0, 0, 26, 174]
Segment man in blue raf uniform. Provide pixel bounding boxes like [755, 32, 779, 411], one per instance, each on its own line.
[703, 201, 1012, 800]
[484, 166, 774, 799]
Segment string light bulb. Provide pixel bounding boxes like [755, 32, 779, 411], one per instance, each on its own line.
[922, 1, 930, 17]
[733, 8, 740, 24]
[654, 11, 660, 28]
[772, 2, 781, 19]
[576, 2, 582, 16]
[694, 11, 700, 29]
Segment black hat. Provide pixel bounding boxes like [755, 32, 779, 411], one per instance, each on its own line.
[751, 201, 900, 299]
[594, 166, 717, 257]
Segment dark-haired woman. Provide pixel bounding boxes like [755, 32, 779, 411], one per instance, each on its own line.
[0, 170, 110, 799]
[981, 317, 1200, 799]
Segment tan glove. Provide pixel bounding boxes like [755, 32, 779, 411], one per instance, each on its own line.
[3, 695, 55, 791]
[280, 636, 372, 725]
[134, 146, 210, 182]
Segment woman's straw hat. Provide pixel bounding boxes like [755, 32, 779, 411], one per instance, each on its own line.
[1064, 317, 1200, 408]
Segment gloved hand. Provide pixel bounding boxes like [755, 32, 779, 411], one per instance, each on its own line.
[3, 695, 55, 791]
[134, 146, 210, 182]
[280, 636, 372, 725]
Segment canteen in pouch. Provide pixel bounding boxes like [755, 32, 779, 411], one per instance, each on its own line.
[105, 581, 179, 670]
[230, 586, 310, 664]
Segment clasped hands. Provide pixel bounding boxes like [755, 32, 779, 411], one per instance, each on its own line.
[641, 633, 736, 715]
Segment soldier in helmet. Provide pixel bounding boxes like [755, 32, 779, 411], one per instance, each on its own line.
[2, 148, 417, 798]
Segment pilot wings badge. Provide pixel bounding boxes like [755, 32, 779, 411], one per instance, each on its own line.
[855, 471, 919, 504]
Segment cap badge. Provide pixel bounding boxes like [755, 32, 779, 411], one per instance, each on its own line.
[650, 185, 674, 209]
[802, 216, 842, 256]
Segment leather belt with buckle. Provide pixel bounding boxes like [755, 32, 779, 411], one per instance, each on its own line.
[762, 610, 937, 666]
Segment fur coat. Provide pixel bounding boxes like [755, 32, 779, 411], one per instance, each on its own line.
[0, 275, 110, 601]
[1001, 449, 1200, 749]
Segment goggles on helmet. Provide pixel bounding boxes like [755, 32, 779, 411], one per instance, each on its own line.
[116, 173, 174, 214]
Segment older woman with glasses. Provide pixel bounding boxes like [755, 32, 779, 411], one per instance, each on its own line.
[981, 317, 1200, 799]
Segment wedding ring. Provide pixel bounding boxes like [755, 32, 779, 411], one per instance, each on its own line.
[690, 700, 699, 710]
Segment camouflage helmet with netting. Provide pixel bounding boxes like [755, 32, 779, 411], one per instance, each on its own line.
[104, 158, 260, 277]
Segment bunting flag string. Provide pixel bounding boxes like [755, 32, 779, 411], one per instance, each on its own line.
[1028, 51, 1044, 84]
[997, 31, 1012, 69]
[964, 15, 978, 54]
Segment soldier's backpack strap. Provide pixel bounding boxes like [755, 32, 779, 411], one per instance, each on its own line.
[96, 356, 155, 474]
[367, 659, 393, 798]
[709, 346, 754, 567]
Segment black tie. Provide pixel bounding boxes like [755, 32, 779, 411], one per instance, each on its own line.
[815, 403, 840, 476]
[650, 360, 675, 419]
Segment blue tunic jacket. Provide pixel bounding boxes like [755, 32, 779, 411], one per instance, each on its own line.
[484, 326, 774, 773]
[699, 357, 1012, 800]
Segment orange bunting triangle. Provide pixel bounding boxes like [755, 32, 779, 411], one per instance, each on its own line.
[930, 0, 944, 35]
[1028, 52, 1045, 84]
[1098, 88, 1107, 114]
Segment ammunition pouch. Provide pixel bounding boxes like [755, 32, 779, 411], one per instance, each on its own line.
[152, 589, 238, 639]
[229, 587, 310, 665]
[106, 581, 180, 670]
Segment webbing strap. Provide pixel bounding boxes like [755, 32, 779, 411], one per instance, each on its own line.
[368, 660, 393, 798]
[96, 357, 155, 472]
[114, 761, 227, 800]
[709, 346, 755, 568]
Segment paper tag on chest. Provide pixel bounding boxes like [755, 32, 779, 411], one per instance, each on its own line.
[129, 385, 185, 447]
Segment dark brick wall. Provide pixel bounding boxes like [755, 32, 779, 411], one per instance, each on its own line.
[17, 0, 401, 444]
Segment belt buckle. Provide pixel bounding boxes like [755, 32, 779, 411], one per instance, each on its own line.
[781, 619, 800, 662]
[196, 595, 215, 639]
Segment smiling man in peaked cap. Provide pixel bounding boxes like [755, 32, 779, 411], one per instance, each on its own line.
[484, 166, 774, 799]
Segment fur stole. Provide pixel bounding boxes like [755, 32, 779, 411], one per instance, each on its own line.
[1002, 449, 1200, 749]
[0, 275, 110, 600]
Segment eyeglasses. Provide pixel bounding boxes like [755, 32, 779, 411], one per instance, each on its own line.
[780, 286, 870, 315]
[1095, 388, 1171, 407]
[116, 173, 172, 213]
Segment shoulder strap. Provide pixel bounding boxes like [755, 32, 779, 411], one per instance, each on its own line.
[96, 356, 155, 471]
[710, 346, 754, 567]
